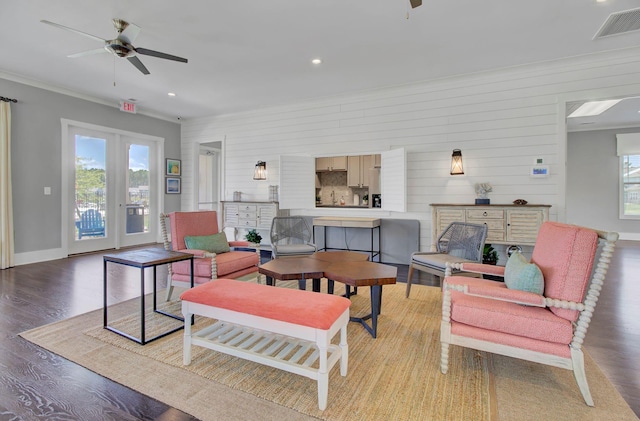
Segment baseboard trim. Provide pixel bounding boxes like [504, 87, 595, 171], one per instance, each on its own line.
[14, 248, 67, 266]
[619, 232, 640, 241]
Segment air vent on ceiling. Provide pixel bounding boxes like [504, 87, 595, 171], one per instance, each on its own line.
[594, 7, 640, 39]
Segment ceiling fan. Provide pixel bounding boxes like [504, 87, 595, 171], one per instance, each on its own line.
[40, 18, 188, 75]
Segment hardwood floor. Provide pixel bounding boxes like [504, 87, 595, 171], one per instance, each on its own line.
[0, 241, 638, 419]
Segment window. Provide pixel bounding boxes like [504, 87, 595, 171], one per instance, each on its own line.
[621, 154, 640, 219]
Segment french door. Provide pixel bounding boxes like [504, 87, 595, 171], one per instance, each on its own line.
[64, 121, 162, 255]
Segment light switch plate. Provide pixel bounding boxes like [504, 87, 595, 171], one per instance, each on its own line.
[44, 187, 51, 195]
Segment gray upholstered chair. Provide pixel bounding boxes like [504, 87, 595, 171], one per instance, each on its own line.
[406, 222, 487, 297]
[270, 216, 317, 259]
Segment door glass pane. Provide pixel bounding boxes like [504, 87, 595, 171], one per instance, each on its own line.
[623, 155, 640, 217]
[127, 144, 150, 233]
[75, 136, 107, 240]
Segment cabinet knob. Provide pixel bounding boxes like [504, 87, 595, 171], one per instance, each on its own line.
[483, 211, 488, 216]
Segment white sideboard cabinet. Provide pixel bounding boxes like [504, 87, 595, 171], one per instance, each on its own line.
[222, 201, 287, 245]
[430, 204, 551, 249]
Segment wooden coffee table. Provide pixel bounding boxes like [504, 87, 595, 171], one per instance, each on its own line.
[323, 261, 397, 338]
[258, 251, 397, 338]
[309, 250, 369, 263]
[258, 256, 327, 291]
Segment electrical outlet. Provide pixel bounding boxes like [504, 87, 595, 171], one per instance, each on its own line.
[44, 187, 51, 195]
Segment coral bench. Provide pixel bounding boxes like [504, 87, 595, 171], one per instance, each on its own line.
[180, 279, 351, 410]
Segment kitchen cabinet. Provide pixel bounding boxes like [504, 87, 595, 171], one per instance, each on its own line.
[347, 155, 373, 188]
[316, 156, 347, 171]
[430, 204, 550, 249]
[374, 154, 381, 168]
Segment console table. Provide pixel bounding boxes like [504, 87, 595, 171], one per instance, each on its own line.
[430, 204, 550, 249]
[221, 201, 288, 247]
[312, 216, 381, 262]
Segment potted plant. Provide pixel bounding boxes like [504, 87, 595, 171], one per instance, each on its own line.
[245, 229, 262, 245]
[483, 244, 498, 265]
[362, 194, 369, 206]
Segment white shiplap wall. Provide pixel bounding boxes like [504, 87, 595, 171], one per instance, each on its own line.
[181, 47, 640, 251]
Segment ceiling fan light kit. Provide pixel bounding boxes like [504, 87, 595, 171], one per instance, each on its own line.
[41, 18, 188, 75]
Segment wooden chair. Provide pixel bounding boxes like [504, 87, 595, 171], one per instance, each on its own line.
[406, 222, 487, 297]
[440, 221, 618, 406]
[75, 209, 105, 239]
[160, 211, 260, 300]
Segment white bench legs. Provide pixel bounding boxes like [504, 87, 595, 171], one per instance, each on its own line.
[182, 300, 349, 410]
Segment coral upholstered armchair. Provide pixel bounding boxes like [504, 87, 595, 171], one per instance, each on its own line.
[160, 211, 259, 300]
[440, 221, 618, 406]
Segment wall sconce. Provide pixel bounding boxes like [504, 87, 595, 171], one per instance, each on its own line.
[450, 149, 464, 175]
[253, 161, 267, 180]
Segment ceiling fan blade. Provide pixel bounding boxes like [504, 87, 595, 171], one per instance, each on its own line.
[40, 20, 106, 43]
[135, 47, 188, 63]
[68, 48, 108, 59]
[409, 0, 422, 8]
[119, 22, 141, 44]
[127, 56, 150, 75]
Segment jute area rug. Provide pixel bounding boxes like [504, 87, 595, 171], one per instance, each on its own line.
[20, 280, 637, 421]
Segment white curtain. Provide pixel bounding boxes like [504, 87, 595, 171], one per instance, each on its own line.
[0, 102, 14, 269]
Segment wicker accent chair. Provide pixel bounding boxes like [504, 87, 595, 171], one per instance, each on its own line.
[270, 216, 317, 259]
[440, 221, 618, 406]
[160, 211, 260, 300]
[406, 222, 487, 297]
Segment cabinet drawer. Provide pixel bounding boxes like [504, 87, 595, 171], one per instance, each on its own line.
[239, 205, 257, 212]
[238, 219, 257, 228]
[239, 211, 257, 219]
[476, 220, 504, 230]
[467, 209, 504, 219]
[486, 230, 505, 242]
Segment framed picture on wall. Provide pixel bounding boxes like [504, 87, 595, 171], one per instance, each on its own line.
[166, 158, 181, 176]
[166, 177, 181, 194]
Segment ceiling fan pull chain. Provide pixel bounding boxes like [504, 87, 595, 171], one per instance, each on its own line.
[113, 55, 116, 87]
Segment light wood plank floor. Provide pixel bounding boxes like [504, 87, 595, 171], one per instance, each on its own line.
[0, 241, 637, 419]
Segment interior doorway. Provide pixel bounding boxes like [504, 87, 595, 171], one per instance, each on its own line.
[196, 141, 222, 210]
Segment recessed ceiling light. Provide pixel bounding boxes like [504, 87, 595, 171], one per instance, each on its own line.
[168, 92, 176, 97]
[311, 58, 322, 65]
[567, 99, 621, 117]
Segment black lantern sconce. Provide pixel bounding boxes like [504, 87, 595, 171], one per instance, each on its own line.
[253, 161, 267, 180]
[450, 149, 464, 175]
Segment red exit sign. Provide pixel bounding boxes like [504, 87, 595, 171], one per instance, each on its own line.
[120, 101, 137, 114]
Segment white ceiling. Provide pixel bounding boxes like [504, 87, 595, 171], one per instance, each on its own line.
[3, 0, 640, 125]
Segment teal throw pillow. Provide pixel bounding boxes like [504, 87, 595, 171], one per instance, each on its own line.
[504, 252, 544, 295]
[184, 233, 230, 254]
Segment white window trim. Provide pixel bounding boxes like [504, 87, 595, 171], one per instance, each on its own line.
[620, 154, 640, 220]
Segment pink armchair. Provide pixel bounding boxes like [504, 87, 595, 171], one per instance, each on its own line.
[440, 221, 618, 406]
[160, 211, 260, 300]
